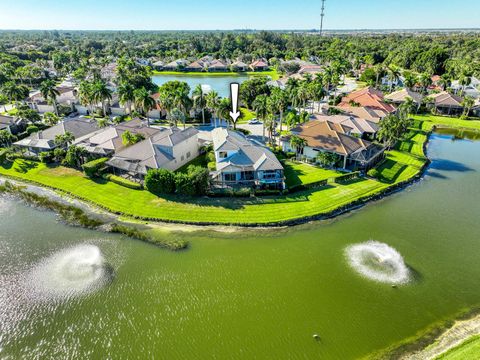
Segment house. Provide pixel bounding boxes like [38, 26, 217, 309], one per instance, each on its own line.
[163, 59, 189, 71]
[211, 128, 284, 188]
[74, 118, 160, 157]
[337, 106, 389, 123]
[186, 59, 208, 72]
[250, 59, 269, 72]
[29, 86, 78, 113]
[451, 76, 480, 99]
[14, 116, 100, 154]
[381, 75, 405, 89]
[298, 65, 323, 76]
[0, 115, 25, 135]
[281, 120, 385, 171]
[152, 61, 164, 71]
[107, 127, 199, 181]
[208, 59, 228, 72]
[428, 91, 464, 115]
[310, 114, 379, 138]
[338, 87, 396, 114]
[231, 60, 249, 72]
[385, 88, 423, 106]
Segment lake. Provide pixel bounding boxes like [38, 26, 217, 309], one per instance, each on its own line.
[152, 73, 251, 98]
[1, 133, 480, 359]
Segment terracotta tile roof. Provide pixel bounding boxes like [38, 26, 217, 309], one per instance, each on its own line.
[338, 87, 396, 113]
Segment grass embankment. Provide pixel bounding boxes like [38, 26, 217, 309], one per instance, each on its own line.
[436, 335, 480, 359]
[4, 116, 466, 226]
[413, 114, 480, 131]
[284, 161, 343, 188]
[152, 70, 280, 80]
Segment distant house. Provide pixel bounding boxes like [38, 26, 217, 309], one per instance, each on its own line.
[231, 60, 249, 72]
[338, 87, 396, 114]
[211, 128, 284, 188]
[451, 76, 480, 99]
[249, 59, 269, 72]
[298, 65, 323, 76]
[163, 59, 189, 71]
[381, 75, 405, 89]
[186, 59, 208, 72]
[107, 127, 199, 181]
[335, 106, 389, 123]
[29, 86, 78, 113]
[208, 59, 228, 72]
[428, 91, 464, 115]
[267, 77, 289, 90]
[385, 88, 423, 106]
[0, 115, 24, 135]
[152, 61, 165, 71]
[281, 120, 385, 171]
[74, 118, 160, 157]
[310, 114, 379, 138]
[14, 116, 100, 154]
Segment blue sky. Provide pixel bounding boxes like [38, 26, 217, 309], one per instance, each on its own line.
[0, 0, 479, 30]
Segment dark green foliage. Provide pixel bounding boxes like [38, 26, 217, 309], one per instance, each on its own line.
[26, 125, 39, 134]
[145, 168, 176, 194]
[63, 145, 88, 168]
[104, 174, 143, 190]
[240, 77, 270, 109]
[185, 165, 210, 196]
[82, 157, 109, 177]
[174, 172, 194, 195]
[334, 172, 361, 184]
[39, 151, 54, 163]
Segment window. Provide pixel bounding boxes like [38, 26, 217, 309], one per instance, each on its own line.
[262, 170, 279, 180]
[219, 151, 228, 159]
[224, 173, 237, 182]
[186, 151, 191, 159]
[181, 155, 185, 161]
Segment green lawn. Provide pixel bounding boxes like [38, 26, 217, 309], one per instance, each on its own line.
[436, 335, 480, 360]
[413, 114, 480, 131]
[152, 70, 280, 80]
[0, 159, 388, 225]
[284, 161, 343, 188]
[238, 107, 256, 124]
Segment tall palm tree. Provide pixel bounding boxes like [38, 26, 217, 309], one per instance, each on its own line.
[289, 135, 307, 160]
[205, 90, 220, 127]
[133, 87, 156, 118]
[387, 65, 401, 93]
[461, 96, 475, 118]
[1, 81, 29, 104]
[419, 73, 432, 94]
[252, 94, 269, 141]
[91, 80, 112, 117]
[192, 84, 206, 125]
[218, 98, 233, 129]
[270, 87, 289, 134]
[118, 82, 135, 115]
[169, 108, 186, 128]
[40, 79, 60, 115]
[78, 81, 95, 115]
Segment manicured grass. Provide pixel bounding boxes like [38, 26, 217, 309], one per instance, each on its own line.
[176, 153, 209, 173]
[238, 107, 256, 124]
[284, 161, 343, 188]
[436, 335, 480, 360]
[152, 70, 280, 80]
[0, 159, 388, 225]
[368, 129, 428, 184]
[413, 114, 480, 131]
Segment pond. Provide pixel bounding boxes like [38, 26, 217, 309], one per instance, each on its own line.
[152, 73, 251, 98]
[1, 132, 480, 359]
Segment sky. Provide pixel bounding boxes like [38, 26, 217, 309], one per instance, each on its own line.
[0, 0, 479, 31]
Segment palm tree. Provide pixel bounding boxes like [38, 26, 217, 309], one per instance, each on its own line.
[169, 108, 186, 128]
[118, 82, 135, 115]
[91, 80, 112, 117]
[43, 112, 60, 126]
[402, 71, 417, 90]
[192, 84, 206, 125]
[1, 81, 29, 104]
[54, 132, 75, 148]
[461, 96, 475, 118]
[270, 87, 289, 134]
[218, 98, 233, 129]
[133, 87, 156, 118]
[205, 90, 220, 127]
[252, 94, 269, 141]
[419, 73, 432, 94]
[264, 113, 276, 146]
[121, 130, 145, 146]
[400, 97, 416, 117]
[386, 65, 401, 92]
[78, 81, 95, 115]
[96, 118, 109, 128]
[40, 79, 60, 115]
[289, 135, 307, 160]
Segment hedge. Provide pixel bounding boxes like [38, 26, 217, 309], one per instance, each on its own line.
[289, 179, 329, 193]
[104, 174, 143, 190]
[333, 171, 360, 183]
[82, 157, 109, 178]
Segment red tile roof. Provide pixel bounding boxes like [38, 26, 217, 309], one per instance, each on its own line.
[338, 87, 396, 113]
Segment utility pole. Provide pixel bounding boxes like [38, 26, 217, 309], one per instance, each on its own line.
[320, 0, 326, 36]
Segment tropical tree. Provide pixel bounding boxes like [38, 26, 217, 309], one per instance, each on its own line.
[96, 118, 109, 128]
[402, 71, 417, 90]
[17, 108, 41, 124]
[218, 98, 234, 129]
[63, 145, 88, 168]
[289, 135, 307, 159]
[0, 130, 17, 147]
[78, 81, 95, 115]
[133, 87, 156, 118]
[270, 87, 289, 133]
[1, 81, 29, 104]
[205, 90, 220, 127]
[169, 108, 186, 128]
[419, 73, 432, 94]
[386, 65, 401, 92]
[43, 112, 60, 126]
[192, 84, 206, 125]
[399, 96, 417, 117]
[40, 79, 60, 115]
[252, 94, 269, 141]
[91, 80, 112, 117]
[121, 130, 145, 146]
[377, 114, 412, 149]
[118, 82, 135, 115]
[54, 132, 75, 148]
[461, 96, 475, 118]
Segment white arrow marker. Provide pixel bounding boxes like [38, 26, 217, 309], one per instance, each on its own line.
[229, 82, 241, 123]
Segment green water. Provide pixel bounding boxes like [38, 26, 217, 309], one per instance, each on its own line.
[1, 133, 480, 359]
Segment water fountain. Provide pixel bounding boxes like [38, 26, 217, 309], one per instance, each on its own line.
[29, 244, 111, 300]
[345, 241, 410, 284]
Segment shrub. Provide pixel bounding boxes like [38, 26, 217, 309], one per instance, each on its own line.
[175, 172, 195, 195]
[208, 161, 216, 171]
[186, 165, 210, 196]
[26, 125, 40, 135]
[206, 151, 216, 163]
[39, 151, 54, 164]
[82, 157, 109, 177]
[145, 168, 176, 194]
[0, 148, 9, 164]
[53, 148, 66, 163]
[104, 174, 143, 190]
[334, 171, 360, 183]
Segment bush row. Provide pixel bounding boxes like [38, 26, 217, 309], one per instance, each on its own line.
[82, 157, 109, 177]
[145, 165, 210, 196]
[333, 171, 360, 183]
[289, 179, 329, 193]
[104, 174, 143, 190]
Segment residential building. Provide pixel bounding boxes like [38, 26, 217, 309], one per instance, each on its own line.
[74, 118, 160, 157]
[231, 60, 249, 72]
[249, 59, 269, 72]
[310, 114, 379, 138]
[385, 88, 423, 106]
[0, 115, 24, 134]
[208, 59, 228, 72]
[428, 91, 464, 115]
[298, 65, 323, 76]
[152, 61, 164, 71]
[163, 59, 189, 71]
[107, 127, 199, 181]
[336, 106, 388, 123]
[338, 87, 396, 114]
[29, 86, 77, 113]
[281, 120, 385, 171]
[14, 116, 100, 154]
[211, 128, 284, 188]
